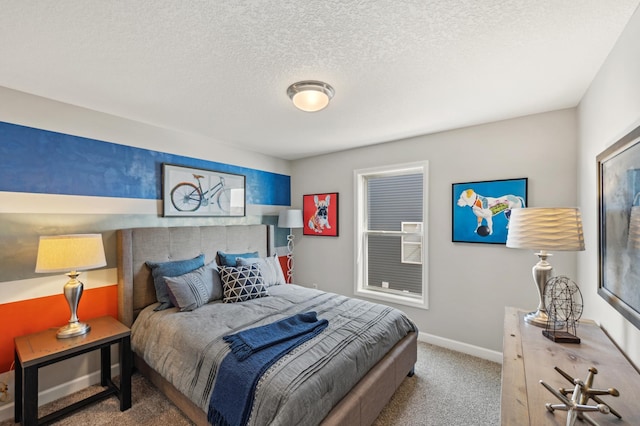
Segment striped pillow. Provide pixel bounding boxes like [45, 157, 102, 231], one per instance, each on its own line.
[164, 262, 217, 311]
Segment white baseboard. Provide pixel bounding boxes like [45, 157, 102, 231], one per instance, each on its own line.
[0, 364, 120, 422]
[418, 331, 503, 364]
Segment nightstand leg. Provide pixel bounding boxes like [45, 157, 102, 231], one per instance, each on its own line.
[119, 336, 132, 410]
[23, 365, 38, 426]
[14, 351, 22, 423]
[100, 346, 111, 386]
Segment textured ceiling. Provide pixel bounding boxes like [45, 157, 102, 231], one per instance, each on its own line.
[1, 1, 638, 160]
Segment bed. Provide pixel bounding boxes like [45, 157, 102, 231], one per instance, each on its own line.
[117, 224, 418, 426]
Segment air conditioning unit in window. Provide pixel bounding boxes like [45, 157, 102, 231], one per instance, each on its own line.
[401, 222, 422, 264]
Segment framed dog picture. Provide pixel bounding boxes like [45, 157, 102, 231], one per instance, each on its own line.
[303, 192, 339, 237]
[452, 178, 527, 244]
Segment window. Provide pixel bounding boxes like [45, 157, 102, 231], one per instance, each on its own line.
[354, 161, 428, 309]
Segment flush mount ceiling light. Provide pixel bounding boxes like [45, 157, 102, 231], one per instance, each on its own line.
[287, 80, 335, 112]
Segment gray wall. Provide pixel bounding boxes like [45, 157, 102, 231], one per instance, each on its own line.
[577, 5, 640, 368]
[291, 108, 578, 353]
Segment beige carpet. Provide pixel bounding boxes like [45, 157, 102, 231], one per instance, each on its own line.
[1, 342, 501, 426]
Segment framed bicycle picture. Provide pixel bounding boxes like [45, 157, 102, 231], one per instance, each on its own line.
[162, 163, 245, 217]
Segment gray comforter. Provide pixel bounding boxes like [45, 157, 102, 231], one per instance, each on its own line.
[131, 284, 417, 425]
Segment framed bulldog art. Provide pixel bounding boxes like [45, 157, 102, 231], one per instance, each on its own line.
[303, 192, 339, 237]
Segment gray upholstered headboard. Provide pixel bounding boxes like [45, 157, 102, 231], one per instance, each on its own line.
[116, 225, 273, 327]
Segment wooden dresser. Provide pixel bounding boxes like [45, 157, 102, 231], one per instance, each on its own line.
[501, 307, 640, 425]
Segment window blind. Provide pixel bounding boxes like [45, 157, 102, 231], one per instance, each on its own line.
[366, 173, 423, 294]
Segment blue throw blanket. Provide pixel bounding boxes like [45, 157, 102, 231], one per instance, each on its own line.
[208, 311, 329, 426]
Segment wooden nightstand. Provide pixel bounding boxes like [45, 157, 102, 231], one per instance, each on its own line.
[14, 316, 132, 426]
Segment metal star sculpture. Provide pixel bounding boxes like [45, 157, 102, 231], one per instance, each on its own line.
[540, 366, 620, 426]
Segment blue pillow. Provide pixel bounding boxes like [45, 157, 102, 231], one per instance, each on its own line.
[146, 254, 205, 311]
[217, 250, 259, 267]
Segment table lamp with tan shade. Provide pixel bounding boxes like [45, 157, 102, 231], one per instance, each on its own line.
[35, 234, 107, 338]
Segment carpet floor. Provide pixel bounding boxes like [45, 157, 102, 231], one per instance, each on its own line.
[1, 342, 501, 425]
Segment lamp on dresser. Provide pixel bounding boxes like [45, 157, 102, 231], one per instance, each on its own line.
[506, 208, 585, 327]
[35, 233, 107, 338]
[278, 209, 304, 283]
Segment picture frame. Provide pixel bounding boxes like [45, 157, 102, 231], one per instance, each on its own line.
[303, 192, 339, 237]
[452, 177, 528, 244]
[597, 125, 640, 330]
[162, 163, 245, 217]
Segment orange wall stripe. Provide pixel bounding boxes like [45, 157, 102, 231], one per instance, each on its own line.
[1, 285, 118, 372]
[278, 255, 290, 281]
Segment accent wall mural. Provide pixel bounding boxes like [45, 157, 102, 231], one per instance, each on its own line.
[0, 121, 290, 206]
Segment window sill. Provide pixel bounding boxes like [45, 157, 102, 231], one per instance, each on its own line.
[354, 288, 428, 310]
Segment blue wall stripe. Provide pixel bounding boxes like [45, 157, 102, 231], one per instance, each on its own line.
[0, 121, 290, 206]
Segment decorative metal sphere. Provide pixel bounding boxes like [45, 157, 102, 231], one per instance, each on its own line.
[544, 275, 583, 323]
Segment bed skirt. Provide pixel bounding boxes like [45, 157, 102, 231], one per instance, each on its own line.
[133, 331, 417, 426]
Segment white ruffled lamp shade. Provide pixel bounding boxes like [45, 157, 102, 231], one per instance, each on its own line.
[506, 208, 585, 327]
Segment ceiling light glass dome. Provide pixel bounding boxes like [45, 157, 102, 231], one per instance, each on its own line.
[287, 81, 335, 112]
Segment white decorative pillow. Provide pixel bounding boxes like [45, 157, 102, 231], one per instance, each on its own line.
[164, 261, 220, 311]
[220, 264, 269, 303]
[237, 254, 286, 287]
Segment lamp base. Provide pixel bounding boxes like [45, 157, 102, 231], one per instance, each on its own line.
[57, 321, 91, 339]
[524, 309, 550, 328]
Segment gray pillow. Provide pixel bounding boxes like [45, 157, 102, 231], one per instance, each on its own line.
[220, 264, 269, 303]
[146, 254, 205, 311]
[164, 261, 222, 311]
[237, 254, 286, 287]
